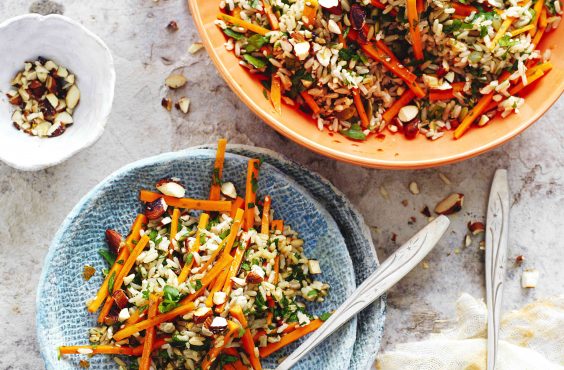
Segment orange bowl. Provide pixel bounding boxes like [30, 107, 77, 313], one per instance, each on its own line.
[189, 0, 564, 169]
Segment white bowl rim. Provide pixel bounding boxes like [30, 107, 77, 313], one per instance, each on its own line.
[0, 13, 116, 171]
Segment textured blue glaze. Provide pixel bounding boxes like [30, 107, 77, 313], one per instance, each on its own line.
[37, 145, 385, 370]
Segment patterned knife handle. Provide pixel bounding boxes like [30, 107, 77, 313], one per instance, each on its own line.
[486, 169, 510, 370]
[276, 215, 450, 370]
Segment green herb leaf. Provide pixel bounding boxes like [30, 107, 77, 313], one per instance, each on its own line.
[108, 271, 116, 294]
[194, 279, 203, 291]
[340, 123, 367, 141]
[159, 285, 181, 313]
[98, 249, 116, 266]
[498, 35, 518, 47]
[245, 34, 269, 52]
[243, 54, 268, 69]
[185, 253, 194, 265]
[223, 28, 244, 40]
[320, 312, 332, 321]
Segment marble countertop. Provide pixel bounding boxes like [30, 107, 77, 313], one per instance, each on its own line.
[0, 1, 562, 369]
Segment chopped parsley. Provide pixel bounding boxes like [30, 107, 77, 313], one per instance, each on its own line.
[340, 123, 367, 141]
[98, 249, 116, 266]
[158, 285, 181, 313]
[243, 54, 268, 69]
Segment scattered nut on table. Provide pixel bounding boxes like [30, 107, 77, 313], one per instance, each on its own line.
[7, 57, 80, 137]
[434, 193, 464, 215]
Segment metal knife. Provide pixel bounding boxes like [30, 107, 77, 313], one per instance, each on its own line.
[486, 169, 510, 370]
[275, 215, 450, 370]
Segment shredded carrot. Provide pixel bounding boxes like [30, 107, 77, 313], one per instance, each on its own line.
[382, 90, 417, 123]
[490, 17, 515, 50]
[179, 254, 234, 305]
[259, 319, 323, 358]
[454, 71, 511, 138]
[532, 8, 548, 45]
[218, 14, 270, 36]
[429, 82, 466, 101]
[451, 2, 477, 16]
[375, 40, 399, 64]
[126, 308, 142, 326]
[169, 208, 180, 253]
[229, 305, 262, 370]
[270, 76, 282, 114]
[231, 197, 245, 218]
[302, 0, 318, 25]
[88, 214, 146, 313]
[197, 208, 244, 274]
[178, 213, 209, 283]
[209, 138, 227, 201]
[530, 0, 545, 35]
[352, 89, 371, 128]
[205, 267, 230, 307]
[97, 235, 150, 323]
[113, 302, 196, 341]
[371, 0, 398, 16]
[300, 90, 321, 115]
[263, 1, 279, 30]
[406, 0, 424, 60]
[139, 294, 159, 370]
[244, 160, 260, 230]
[139, 190, 232, 212]
[511, 23, 535, 36]
[271, 220, 284, 232]
[201, 320, 241, 370]
[261, 196, 271, 235]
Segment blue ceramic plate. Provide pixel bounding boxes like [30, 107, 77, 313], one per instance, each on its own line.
[37, 145, 385, 370]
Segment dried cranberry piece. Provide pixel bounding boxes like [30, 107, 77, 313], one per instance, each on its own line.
[350, 4, 366, 31]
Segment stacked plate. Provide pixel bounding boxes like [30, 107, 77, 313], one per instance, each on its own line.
[37, 145, 385, 370]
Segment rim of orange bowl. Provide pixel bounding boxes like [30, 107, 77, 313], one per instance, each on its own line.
[188, 0, 564, 169]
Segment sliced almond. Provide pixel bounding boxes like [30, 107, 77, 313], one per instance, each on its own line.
[467, 221, 485, 235]
[220, 182, 237, 199]
[65, 74, 75, 84]
[409, 181, 420, 195]
[11, 110, 24, 125]
[156, 178, 186, 198]
[165, 73, 187, 89]
[18, 88, 30, 102]
[175, 97, 190, 113]
[65, 84, 80, 109]
[45, 93, 59, 108]
[398, 105, 419, 123]
[308, 259, 321, 274]
[521, 269, 539, 288]
[434, 193, 464, 215]
[35, 121, 52, 137]
[188, 42, 204, 54]
[55, 111, 74, 125]
[193, 306, 213, 324]
[44, 60, 58, 71]
[161, 97, 172, 111]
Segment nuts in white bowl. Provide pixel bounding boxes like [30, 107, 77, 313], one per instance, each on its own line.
[0, 14, 115, 171]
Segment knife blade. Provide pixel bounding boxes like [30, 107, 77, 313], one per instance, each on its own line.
[486, 169, 510, 370]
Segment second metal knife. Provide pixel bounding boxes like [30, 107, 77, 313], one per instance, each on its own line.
[486, 169, 510, 370]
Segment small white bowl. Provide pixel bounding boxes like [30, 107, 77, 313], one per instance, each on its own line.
[0, 14, 115, 171]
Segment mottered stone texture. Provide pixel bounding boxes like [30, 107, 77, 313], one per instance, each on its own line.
[0, 0, 562, 369]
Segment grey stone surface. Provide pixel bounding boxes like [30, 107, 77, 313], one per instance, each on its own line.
[0, 1, 562, 369]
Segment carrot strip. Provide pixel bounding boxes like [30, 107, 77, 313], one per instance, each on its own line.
[263, 1, 279, 30]
[532, 8, 548, 46]
[530, 0, 545, 35]
[490, 17, 515, 50]
[131, 336, 170, 356]
[218, 14, 270, 36]
[197, 208, 244, 274]
[259, 319, 323, 358]
[454, 71, 511, 138]
[244, 160, 260, 231]
[271, 220, 284, 232]
[352, 89, 371, 128]
[231, 197, 245, 218]
[97, 235, 150, 323]
[202, 321, 241, 370]
[209, 138, 227, 201]
[169, 208, 180, 253]
[261, 196, 271, 235]
[525, 61, 553, 75]
[88, 214, 146, 313]
[270, 76, 282, 114]
[375, 40, 399, 64]
[178, 213, 209, 283]
[113, 302, 195, 341]
[511, 23, 535, 36]
[232, 361, 248, 370]
[429, 82, 466, 101]
[382, 90, 417, 123]
[416, 0, 425, 12]
[371, 0, 398, 16]
[179, 254, 234, 305]
[451, 2, 477, 16]
[407, 0, 424, 60]
[300, 90, 321, 115]
[139, 190, 232, 212]
[205, 267, 230, 307]
[126, 308, 142, 326]
[302, 0, 318, 25]
[59, 345, 135, 356]
[216, 238, 249, 313]
[229, 305, 262, 370]
[139, 294, 159, 370]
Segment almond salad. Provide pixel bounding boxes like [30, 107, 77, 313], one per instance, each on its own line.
[59, 139, 331, 370]
[216, 0, 560, 141]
